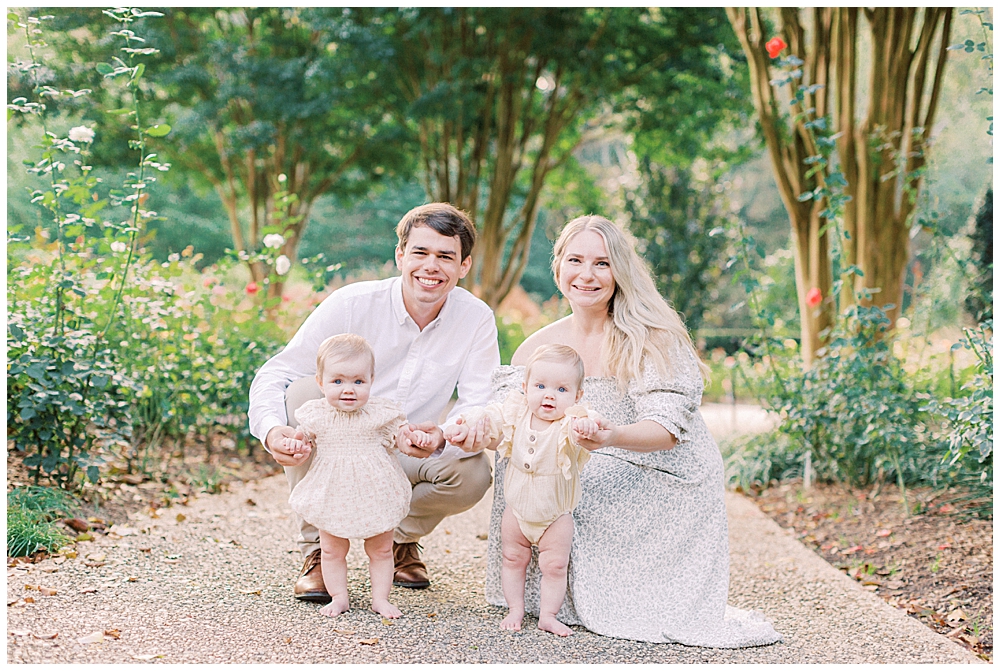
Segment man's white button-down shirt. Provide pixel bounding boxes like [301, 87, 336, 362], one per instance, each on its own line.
[248, 276, 500, 461]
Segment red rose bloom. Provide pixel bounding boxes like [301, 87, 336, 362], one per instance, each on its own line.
[766, 37, 787, 59]
[246, 281, 259, 295]
[806, 287, 822, 307]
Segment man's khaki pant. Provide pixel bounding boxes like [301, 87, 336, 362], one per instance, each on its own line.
[282, 377, 492, 557]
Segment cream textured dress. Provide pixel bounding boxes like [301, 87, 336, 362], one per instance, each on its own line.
[484, 348, 782, 648]
[460, 391, 593, 545]
[288, 397, 411, 540]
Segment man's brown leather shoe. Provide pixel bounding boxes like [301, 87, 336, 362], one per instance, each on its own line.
[293, 548, 331, 602]
[392, 542, 430, 589]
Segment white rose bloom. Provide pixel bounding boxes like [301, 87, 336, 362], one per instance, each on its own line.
[275, 255, 291, 276]
[262, 234, 285, 249]
[68, 126, 95, 143]
[110, 241, 127, 253]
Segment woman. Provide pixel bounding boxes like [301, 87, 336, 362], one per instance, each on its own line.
[484, 215, 781, 647]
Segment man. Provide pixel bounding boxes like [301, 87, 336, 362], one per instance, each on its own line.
[248, 202, 499, 601]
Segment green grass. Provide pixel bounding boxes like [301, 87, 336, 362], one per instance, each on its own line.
[6, 486, 76, 557]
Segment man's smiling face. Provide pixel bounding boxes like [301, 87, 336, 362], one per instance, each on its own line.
[395, 224, 471, 319]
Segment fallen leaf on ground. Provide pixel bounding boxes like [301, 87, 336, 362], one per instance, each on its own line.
[359, 638, 378, 645]
[176, 514, 186, 523]
[108, 525, 137, 536]
[7, 598, 21, 606]
[246, 498, 256, 506]
[77, 631, 104, 644]
[240, 589, 262, 596]
[476, 534, 488, 541]
[84, 561, 106, 568]
[427, 613, 437, 617]
[937, 543, 952, 550]
[23, 597, 35, 604]
[381, 618, 394, 626]
[39, 587, 57, 596]
[842, 545, 864, 555]
[63, 551, 77, 559]
[40, 567, 58, 573]
[283, 637, 292, 644]
[875, 529, 892, 537]
[885, 579, 905, 589]
[946, 608, 968, 622]
[138, 547, 152, 553]
[131, 654, 164, 660]
[63, 518, 90, 533]
[80, 587, 98, 594]
[10, 629, 31, 637]
[104, 629, 121, 639]
[76, 533, 94, 542]
[333, 629, 355, 636]
[127, 577, 138, 582]
[24, 584, 38, 591]
[32, 632, 58, 640]
[53, 557, 66, 565]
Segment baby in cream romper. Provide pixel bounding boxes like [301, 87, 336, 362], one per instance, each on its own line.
[445, 344, 606, 637]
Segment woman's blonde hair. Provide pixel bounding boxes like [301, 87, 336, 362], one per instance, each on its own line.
[524, 344, 586, 391]
[316, 333, 375, 379]
[551, 215, 709, 385]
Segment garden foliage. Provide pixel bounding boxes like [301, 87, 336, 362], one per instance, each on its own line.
[7, 10, 283, 490]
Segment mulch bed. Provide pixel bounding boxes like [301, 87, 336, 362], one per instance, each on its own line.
[747, 481, 992, 661]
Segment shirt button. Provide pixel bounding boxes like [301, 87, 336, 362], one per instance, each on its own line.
[528, 447, 534, 454]
[529, 435, 536, 442]
[524, 462, 530, 469]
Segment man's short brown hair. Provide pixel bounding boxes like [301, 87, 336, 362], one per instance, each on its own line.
[395, 202, 476, 261]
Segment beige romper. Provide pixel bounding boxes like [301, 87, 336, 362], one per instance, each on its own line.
[461, 391, 593, 545]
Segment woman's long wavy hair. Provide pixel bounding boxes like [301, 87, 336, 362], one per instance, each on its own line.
[551, 215, 710, 386]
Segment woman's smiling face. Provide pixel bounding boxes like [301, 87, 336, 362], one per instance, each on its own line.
[557, 229, 616, 311]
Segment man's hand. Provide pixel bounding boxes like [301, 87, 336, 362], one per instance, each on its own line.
[571, 416, 600, 441]
[397, 421, 444, 458]
[448, 416, 493, 454]
[265, 426, 312, 467]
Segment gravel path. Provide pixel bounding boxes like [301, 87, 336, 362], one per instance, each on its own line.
[6, 404, 980, 663]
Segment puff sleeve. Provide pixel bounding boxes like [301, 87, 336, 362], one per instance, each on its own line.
[631, 346, 703, 447]
[293, 399, 324, 441]
[370, 398, 407, 453]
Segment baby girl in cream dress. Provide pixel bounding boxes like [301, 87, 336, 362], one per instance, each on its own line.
[286, 333, 433, 619]
[445, 344, 606, 637]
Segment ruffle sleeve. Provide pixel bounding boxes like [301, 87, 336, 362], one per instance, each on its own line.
[557, 405, 593, 479]
[494, 391, 527, 459]
[368, 397, 407, 452]
[631, 346, 703, 447]
[293, 398, 326, 440]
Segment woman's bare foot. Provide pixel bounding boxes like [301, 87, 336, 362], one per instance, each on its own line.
[319, 595, 350, 617]
[538, 616, 572, 637]
[500, 610, 524, 631]
[371, 599, 402, 619]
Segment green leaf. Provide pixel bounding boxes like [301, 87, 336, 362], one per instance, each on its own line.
[133, 62, 145, 81]
[105, 107, 133, 115]
[96, 63, 114, 75]
[8, 12, 21, 21]
[145, 124, 171, 138]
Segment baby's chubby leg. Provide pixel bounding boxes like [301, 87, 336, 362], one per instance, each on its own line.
[536, 513, 574, 637]
[499, 506, 532, 632]
[318, 531, 351, 617]
[364, 531, 401, 619]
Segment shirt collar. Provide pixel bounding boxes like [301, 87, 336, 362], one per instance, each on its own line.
[389, 275, 454, 330]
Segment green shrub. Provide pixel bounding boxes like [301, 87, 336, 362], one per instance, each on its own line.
[6, 487, 76, 557]
[722, 431, 804, 492]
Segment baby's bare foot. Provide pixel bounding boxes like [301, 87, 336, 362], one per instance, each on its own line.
[371, 599, 402, 619]
[319, 596, 350, 617]
[500, 611, 523, 631]
[538, 616, 572, 637]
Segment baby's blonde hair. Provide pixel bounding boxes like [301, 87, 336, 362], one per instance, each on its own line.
[524, 344, 585, 391]
[316, 333, 375, 379]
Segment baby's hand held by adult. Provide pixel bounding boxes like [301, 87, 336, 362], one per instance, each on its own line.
[267, 426, 312, 466]
[450, 415, 492, 453]
[397, 422, 443, 458]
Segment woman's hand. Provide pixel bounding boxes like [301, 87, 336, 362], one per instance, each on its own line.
[574, 417, 617, 452]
